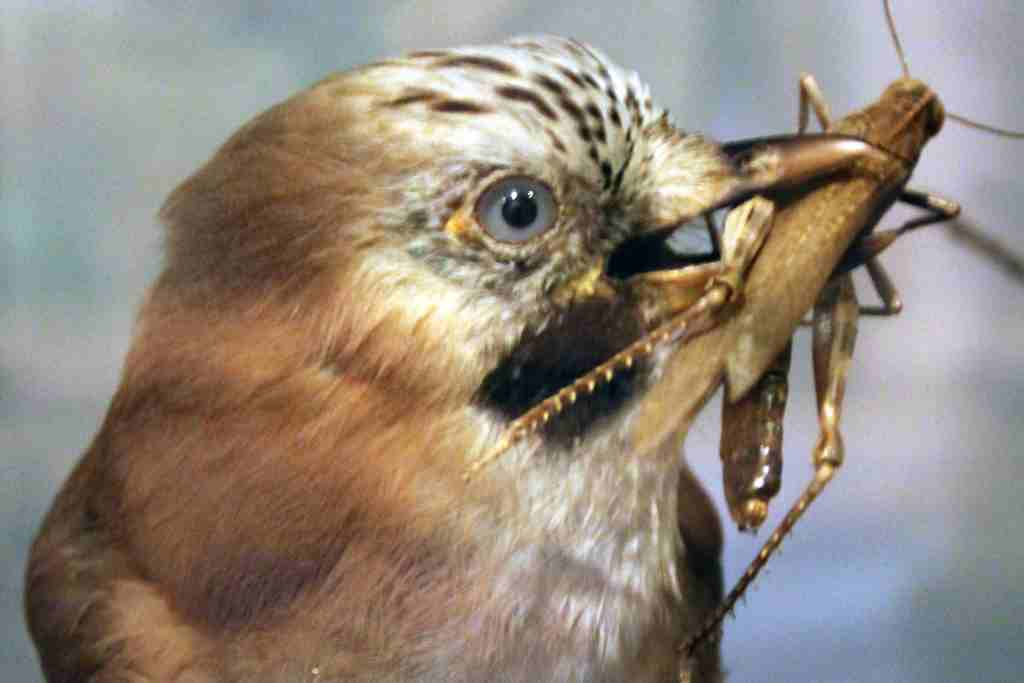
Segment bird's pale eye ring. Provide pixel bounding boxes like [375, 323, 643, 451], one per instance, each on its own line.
[475, 176, 557, 243]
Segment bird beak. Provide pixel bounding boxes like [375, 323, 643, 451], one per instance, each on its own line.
[603, 133, 893, 325]
[713, 133, 892, 210]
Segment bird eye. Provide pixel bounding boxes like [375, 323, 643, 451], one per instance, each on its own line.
[476, 176, 557, 243]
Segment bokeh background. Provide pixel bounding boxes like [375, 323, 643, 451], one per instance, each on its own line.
[4, 1, 1022, 680]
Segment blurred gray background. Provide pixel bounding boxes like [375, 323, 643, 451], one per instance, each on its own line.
[4, 1, 1022, 680]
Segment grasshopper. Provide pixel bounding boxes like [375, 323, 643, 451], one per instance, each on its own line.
[682, 0, 1024, 672]
[714, 73, 960, 534]
[676, 74, 956, 666]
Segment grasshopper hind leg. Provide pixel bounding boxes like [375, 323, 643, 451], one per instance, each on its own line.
[810, 275, 859, 474]
[681, 276, 860, 664]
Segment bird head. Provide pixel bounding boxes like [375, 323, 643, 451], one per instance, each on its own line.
[158, 36, 738, 437]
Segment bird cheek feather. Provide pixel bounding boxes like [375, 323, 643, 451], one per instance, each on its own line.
[101, 295, 490, 633]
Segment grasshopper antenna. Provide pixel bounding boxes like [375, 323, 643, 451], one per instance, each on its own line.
[887, 0, 1024, 139]
[946, 114, 1024, 140]
[883, 0, 911, 78]
[885, 0, 1024, 282]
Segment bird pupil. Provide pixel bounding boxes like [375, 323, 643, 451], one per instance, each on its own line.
[501, 189, 538, 229]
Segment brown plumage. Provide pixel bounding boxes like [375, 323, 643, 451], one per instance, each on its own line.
[26, 37, 738, 682]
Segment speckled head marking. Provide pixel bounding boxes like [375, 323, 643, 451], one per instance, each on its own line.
[320, 35, 729, 222]
[375, 36, 661, 195]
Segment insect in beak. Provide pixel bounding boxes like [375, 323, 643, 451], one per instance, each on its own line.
[677, 74, 954, 661]
[465, 125, 915, 479]
[608, 132, 897, 322]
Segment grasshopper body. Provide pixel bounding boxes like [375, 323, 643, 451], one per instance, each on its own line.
[672, 77, 950, 666]
[632, 78, 944, 455]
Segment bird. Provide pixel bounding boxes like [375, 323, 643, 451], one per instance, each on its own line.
[25, 36, 752, 682]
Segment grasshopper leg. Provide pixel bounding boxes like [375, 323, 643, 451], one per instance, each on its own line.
[811, 274, 859, 473]
[842, 188, 960, 268]
[799, 73, 834, 133]
[839, 188, 960, 315]
[859, 257, 903, 316]
[899, 187, 961, 218]
[681, 275, 860, 663]
[882, 186, 1024, 286]
[712, 196, 776, 299]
